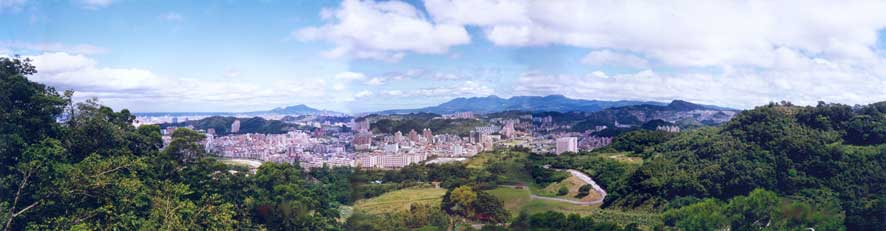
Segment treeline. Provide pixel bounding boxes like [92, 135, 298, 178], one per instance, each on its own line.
[370, 115, 487, 136]
[598, 102, 885, 229]
[1, 58, 343, 230]
[162, 116, 302, 135]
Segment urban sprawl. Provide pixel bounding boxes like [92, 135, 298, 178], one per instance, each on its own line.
[139, 112, 682, 169]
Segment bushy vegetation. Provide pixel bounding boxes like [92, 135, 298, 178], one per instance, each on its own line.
[606, 102, 885, 229]
[368, 114, 488, 136]
[663, 189, 843, 230]
[507, 211, 639, 231]
[1, 57, 346, 230]
[161, 116, 303, 135]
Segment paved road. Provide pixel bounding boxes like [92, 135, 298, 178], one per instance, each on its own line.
[567, 169, 607, 201]
[510, 169, 607, 206]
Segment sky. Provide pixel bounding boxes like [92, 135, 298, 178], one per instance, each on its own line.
[2, 0, 886, 113]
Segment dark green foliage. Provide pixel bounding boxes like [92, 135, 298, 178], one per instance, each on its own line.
[844, 114, 886, 145]
[369, 114, 487, 136]
[591, 127, 638, 137]
[557, 186, 569, 196]
[345, 203, 450, 231]
[611, 130, 675, 155]
[509, 211, 629, 231]
[0, 57, 342, 230]
[163, 116, 303, 135]
[440, 186, 510, 223]
[663, 189, 844, 231]
[527, 162, 568, 187]
[607, 102, 885, 229]
[576, 184, 594, 198]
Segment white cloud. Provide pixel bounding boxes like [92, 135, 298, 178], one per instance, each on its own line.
[355, 90, 373, 98]
[160, 12, 183, 22]
[223, 68, 240, 78]
[581, 50, 649, 68]
[384, 90, 404, 96]
[294, 0, 470, 61]
[430, 72, 460, 81]
[23, 52, 344, 111]
[0, 41, 108, 55]
[516, 49, 886, 108]
[335, 71, 366, 81]
[77, 0, 114, 9]
[379, 80, 493, 98]
[365, 77, 384, 86]
[0, 0, 27, 11]
[425, 0, 886, 68]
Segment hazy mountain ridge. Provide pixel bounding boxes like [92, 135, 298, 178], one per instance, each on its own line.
[134, 104, 343, 116]
[378, 95, 672, 114]
[377, 95, 735, 115]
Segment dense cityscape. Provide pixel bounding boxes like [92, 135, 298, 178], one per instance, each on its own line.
[145, 112, 629, 169]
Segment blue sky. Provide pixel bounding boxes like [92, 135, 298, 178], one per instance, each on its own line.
[2, 0, 886, 113]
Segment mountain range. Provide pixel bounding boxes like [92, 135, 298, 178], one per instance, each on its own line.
[136, 95, 736, 117]
[377, 95, 733, 114]
[266, 104, 337, 115]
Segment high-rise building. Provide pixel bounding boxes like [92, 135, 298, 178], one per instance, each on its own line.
[353, 119, 371, 132]
[408, 129, 419, 142]
[556, 137, 578, 154]
[394, 131, 403, 143]
[353, 131, 372, 150]
[172, 117, 179, 124]
[422, 128, 433, 143]
[501, 120, 516, 138]
[231, 120, 241, 133]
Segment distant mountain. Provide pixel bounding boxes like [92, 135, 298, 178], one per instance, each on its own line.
[378, 95, 671, 114]
[135, 104, 342, 117]
[267, 104, 327, 115]
[570, 100, 740, 133]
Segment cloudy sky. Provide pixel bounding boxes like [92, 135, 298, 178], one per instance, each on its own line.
[2, 0, 886, 113]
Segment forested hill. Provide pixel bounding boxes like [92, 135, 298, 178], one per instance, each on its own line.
[601, 101, 885, 230]
[160, 116, 302, 135]
[3, 57, 348, 230]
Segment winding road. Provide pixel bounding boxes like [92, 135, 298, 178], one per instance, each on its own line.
[520, 169, 607, 205]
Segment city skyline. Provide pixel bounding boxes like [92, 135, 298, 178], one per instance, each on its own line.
[2, 0, 886, 113]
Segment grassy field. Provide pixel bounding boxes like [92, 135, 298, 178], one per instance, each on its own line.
[486, 187, 532, 212]
[485, 186, 600, 218]
[535, 175, 603, 201]
[521, 199, 601, 216]
[485, 186, 661, 229]
[352, 186, 447, 215]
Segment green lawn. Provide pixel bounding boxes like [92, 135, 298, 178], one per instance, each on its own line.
[485, 187, 532, 213]
[521, 199, 600, 216]
[353, 186, 447, 215]
[534, 175, 602, 201]
[485, 186, 600, 218]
